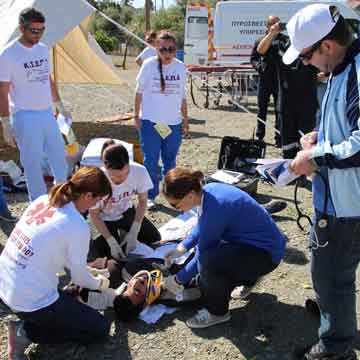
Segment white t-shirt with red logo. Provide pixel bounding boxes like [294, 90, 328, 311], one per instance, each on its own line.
[94, 162, 153, 222]
[0, 195, 97, 312]
[136, 57, 187, 125]
[0, 39, 52, 113]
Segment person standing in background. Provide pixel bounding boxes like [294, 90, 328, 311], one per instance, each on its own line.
[251, 16, 282, 146]
[257, 16, 317, 159]
[0, 7, 70, 201]
[136, 30, 158, 67]
[134, 31, 188, 209]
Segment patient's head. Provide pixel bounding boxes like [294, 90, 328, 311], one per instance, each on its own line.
[113, 270, 163, 322]
[122, 271, 149, 305]
[113, 271, 149, 322]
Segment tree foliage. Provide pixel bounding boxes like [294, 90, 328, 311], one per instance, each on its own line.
[151, 6, 185, 48]
[89, 0, 187, 52]
[93, 29, 118, 52]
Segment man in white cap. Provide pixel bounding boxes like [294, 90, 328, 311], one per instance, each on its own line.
[284, 4, 360, 360]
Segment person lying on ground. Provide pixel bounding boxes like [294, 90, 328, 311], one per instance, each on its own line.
[64, 254, 202, 322]
[90, 141, 161, 261]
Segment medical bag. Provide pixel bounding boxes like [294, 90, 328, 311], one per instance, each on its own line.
[207, 136, 266, 196]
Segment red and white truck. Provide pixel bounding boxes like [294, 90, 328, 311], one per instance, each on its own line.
[184, 1, 360, 66]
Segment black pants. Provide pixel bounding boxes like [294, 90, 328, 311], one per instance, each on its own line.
[199, 243, 278, 316]
[17, 291, 110, 345]
[280, 101, 316, 159]
[256, 75, 280, 143]
[92, 207, 161, 258]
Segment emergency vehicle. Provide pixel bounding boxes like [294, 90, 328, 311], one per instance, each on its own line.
[184, 1, 360, 66]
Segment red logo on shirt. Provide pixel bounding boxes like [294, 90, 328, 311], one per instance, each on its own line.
[26, 202, 55, 225]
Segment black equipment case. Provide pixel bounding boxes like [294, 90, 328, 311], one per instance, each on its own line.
[207, 136, 266, 196]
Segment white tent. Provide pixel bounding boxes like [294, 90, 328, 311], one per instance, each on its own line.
[0, 0, 126, 86]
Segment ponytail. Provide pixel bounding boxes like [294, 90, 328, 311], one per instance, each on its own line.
[48, 167, 112, 208]
[158, 57, 165, 92]
[48, 181, 73, 208]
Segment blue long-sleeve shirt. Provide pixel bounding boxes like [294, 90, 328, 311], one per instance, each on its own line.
[176, 183, 286, 284]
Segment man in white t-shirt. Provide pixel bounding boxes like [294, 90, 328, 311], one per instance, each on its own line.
[90, 142, 161, 260]
[0, 7, 69, 201]
[135, 30, 158, 67]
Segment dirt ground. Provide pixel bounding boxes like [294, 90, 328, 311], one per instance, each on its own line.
[0, 58, 359, 360]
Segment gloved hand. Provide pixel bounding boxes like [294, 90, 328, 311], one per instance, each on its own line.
[162, 274, 184, 295]
[164, 243, 187, 268]
[124, 221, 141, 254]
[1, 116, 16, 147]
[87, 266, 110, 279]
[96, 274, 110, 291]
[106, 235, 126, 260]
[54, 100, 72, 119]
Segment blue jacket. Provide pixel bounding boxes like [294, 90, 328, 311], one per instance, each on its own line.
[311, 39, 360, 217]
[176, 183, 286, 284]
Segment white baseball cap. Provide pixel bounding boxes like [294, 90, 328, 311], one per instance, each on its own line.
[283, 4, 340, 65]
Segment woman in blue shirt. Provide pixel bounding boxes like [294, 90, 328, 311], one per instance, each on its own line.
[163, 167, 286, 329]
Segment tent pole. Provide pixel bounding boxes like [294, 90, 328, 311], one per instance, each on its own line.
[52, 46, 58, 84]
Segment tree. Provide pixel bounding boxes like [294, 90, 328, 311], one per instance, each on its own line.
[90, 1, 136, 49]
[89, 0, 187, 54]
[151, 5, 185, 48]
[93, 30, 118, 52]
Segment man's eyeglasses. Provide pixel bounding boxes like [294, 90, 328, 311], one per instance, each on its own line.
[27, 27, 45, 35]
[159, 46, 176, 54]
[299, 41, 322, 62]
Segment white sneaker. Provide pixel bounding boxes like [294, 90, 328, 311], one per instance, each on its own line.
[186, 308, 230, 329]
[231, 284, 255, 300]
[147, 199, 156, 210]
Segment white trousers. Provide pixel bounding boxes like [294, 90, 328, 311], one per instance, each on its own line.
[12, 108, 67, 201]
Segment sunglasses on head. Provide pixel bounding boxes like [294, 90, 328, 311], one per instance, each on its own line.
[299, 41, 322, 62]
[26, 26, 45, 35]
[159, 46, 176, 54]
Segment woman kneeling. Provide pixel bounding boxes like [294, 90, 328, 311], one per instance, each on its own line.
[163, 167, 286, 329]
[0, 167, 112, 359]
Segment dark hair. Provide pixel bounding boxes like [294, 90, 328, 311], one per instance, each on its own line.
[113, 295, 143, 322]
[314, 7, 352, 48]
[48, 166, 112, 208]
[163, 167, 204, 199]
[157, 31, 177, 92]
[19, 8, 45, 27]
[102, 142, 129, 170]
[145, 30, 157, 44]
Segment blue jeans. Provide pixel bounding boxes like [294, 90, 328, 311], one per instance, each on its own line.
[12, 108, 67, 201]
[139, 119, 182, 199]
[198, 243, 278, 316]
[310, 211, 360, 354]
[0, 177, 9, 215]
[17, 291, 110, 345]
